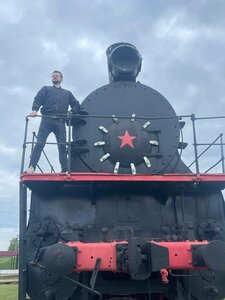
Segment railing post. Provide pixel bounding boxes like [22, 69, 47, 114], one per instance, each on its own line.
[220, 133, 225, 173]
[191, 114, 200, 173]
[67, 112, 72, 173]
[18, 182, 27, 300]
[20, 117, 29, 174]
[31, 132, 35, 152]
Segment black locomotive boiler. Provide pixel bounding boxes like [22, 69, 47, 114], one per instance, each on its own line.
[20, 43, 225, 300]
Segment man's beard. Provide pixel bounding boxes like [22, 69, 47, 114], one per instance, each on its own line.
[52, 79, 61, 85]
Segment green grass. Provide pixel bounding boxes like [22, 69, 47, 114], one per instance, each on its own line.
[0, 258, 11, 269]
[0, 284, 18, 299]
[0, 257, 17, 270]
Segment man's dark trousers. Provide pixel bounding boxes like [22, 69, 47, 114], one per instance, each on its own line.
[30, 118, 67, 171]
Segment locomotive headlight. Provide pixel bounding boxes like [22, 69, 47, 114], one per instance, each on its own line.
[106, 42, 142, 82]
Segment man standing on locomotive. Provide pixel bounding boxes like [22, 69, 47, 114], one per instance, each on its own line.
[26, 70, 80, 173]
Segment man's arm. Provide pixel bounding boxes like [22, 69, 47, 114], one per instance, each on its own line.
[69, 92, 80, 114]
[29, 86, 47, 117]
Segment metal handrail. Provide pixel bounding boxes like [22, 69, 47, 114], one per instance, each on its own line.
[188, 134, 222, 168]
[21, 113, 225, 175]
[204, 158, 223, 173]
[29, 113, 193, 121]
[20, 117, 29, 174]
[188, 114, 225, 174]
[32, 132, 55, 173]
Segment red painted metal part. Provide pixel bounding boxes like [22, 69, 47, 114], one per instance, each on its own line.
[67, 240, 208, 273]
[67, 241, 123, 272]
[20, 172, 225, 184]
[160, 269, 169, 284]
[154, 241, 207, 270]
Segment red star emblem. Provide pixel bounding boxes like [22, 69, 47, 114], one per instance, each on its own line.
[118, 130, 136, 149]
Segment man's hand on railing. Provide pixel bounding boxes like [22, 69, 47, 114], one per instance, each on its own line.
[29, 111, 38, 117]
[67, 110, 73, 116]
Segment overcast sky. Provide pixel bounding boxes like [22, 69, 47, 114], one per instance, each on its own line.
[1, 0, 225, 250]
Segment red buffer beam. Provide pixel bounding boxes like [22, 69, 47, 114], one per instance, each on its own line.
[41, 240, 225, 278]
[66, 240, 210, 272]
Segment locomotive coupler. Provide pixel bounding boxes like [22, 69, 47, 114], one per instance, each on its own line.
[116, 237, 169, 280]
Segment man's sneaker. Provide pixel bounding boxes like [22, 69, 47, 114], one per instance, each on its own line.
[26, 166, 35, 173]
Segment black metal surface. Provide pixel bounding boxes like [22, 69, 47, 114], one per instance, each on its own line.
[106, 42, 142, 82]
[127, 237, 151, 280]
[149, 242, 169, 272]
[203, 241, 225, 272]
[41, 243, 76, 275]
[18, 183, 27, 300]
[22, 181, 225, 299]
[63, 275, 103, 299]
[90, 258, 101, 290]
[116, 238, 169, 280]
[198, 219, 225, 241]
[72, 81, 182, 175]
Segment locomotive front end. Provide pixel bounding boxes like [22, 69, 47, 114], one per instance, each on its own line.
[19, 43, 225, 300]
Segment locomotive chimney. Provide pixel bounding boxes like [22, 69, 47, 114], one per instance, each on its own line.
[106, 42, 142, 83]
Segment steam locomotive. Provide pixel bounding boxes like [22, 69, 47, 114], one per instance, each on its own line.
[19, 43, 225, 300]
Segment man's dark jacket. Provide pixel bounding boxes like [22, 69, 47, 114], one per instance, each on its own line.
[32, 85, 80, 116]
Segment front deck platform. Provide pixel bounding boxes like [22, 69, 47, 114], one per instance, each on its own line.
[20, 172, 225, 190]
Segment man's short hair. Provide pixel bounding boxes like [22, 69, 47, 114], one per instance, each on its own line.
[52, 70, 63, 78]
